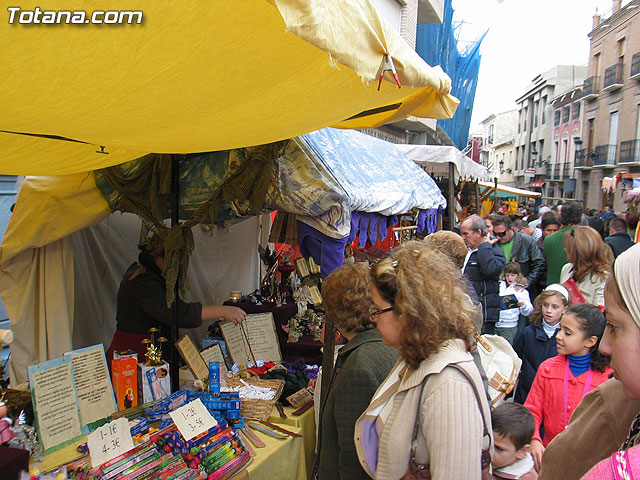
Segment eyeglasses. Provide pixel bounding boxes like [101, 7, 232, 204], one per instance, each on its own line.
[494, 230, 509, 238]
[369, 307, 393, 319]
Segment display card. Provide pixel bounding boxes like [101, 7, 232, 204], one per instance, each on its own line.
[220, 313, 282, 364]
[28, 356, 83, 454]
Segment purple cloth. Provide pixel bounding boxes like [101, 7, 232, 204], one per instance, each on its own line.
[349, 212, 399, 247]
[416, 209, 427, 233]
[380, 215, 398, 241]
[360, 419, 381, 476]
[297, 221, 348, 277]
[416, 207, 444, 234]
[347, 212, 360, 245]
[358, 213, 376, 248]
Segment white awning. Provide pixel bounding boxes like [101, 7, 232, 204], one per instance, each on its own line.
[478, 182, 541, 198]
[396, 144, 497, 182]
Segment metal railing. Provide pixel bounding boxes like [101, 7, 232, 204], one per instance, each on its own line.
[620, 140, 640, 163]
[563, 162, 571, 179]
[582, 76, 599, 97]
[594, 144, 617, 166]
[552, 164, 561, 180]
[604, 63, 624, 89]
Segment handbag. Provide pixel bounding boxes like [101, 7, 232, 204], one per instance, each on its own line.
[399, 363, 492, 480]
[474, 333, 522, 407]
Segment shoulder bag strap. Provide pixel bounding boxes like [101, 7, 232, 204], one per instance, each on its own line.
[563, 276, 587, 304]
[449, 363, 492, 472]
[408, 374, 431, 464]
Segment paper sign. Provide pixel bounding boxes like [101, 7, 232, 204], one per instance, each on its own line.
[175, 335, 209, 381]
[87, 417, 134, 467]
[169, 399, 217, 441]
[28, 356, 83, 454]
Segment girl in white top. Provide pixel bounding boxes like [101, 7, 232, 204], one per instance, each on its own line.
[497, 262, 533, 345]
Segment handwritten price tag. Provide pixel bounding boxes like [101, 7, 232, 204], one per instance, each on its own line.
[169, 398, 217, 441]
[87, 417, 134, 467]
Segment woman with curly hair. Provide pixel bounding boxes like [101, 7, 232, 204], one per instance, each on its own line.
[354, 242, 492, 480]
[314, 263, 398, 480]
[560, 226, 613, 306]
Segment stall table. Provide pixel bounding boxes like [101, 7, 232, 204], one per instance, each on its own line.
[32, 406, 316, 480]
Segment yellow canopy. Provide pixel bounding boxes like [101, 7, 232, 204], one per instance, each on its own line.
[0, 0, 458, 175]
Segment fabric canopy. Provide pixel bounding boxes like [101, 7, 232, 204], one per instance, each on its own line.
[1, 128, 445, 263]
[478, 182, 542, 198]
[0, 0, 458, 176]
[396, 144, 497, 182]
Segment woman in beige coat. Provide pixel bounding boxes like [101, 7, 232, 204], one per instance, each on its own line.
[353, 242, 492, 479]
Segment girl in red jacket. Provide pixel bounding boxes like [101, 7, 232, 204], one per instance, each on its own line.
[525, 303, 613, 471]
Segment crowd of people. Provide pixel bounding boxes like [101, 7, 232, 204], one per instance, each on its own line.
[312, 201, 640, 479]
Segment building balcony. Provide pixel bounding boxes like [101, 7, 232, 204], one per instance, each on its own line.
[582, 76, 599, 100]
[631, 53, 640, 80]
[575, 148, 594, 168]
[603, 64, 624, 92]
[619, 140, 640, 164]
[552, 164, 561, 180]
[563, 162, 571, 179]
[594, 144, 617, 166]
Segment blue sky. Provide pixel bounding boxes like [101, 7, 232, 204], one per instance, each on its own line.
[452, 0, 622, 127]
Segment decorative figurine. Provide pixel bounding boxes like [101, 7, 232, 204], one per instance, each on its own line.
[142, 328, 167, 366]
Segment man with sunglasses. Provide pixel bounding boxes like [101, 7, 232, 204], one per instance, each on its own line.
[492, 215, 545, 300]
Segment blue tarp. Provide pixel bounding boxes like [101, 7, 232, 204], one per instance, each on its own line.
[416, 0, 484, 150]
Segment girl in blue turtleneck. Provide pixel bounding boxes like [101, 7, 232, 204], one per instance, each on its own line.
[524, 304, 613, 470]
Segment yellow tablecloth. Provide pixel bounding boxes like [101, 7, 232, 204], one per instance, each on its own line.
[33, 407, 316, 480]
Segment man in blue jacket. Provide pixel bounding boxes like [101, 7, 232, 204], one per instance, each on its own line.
[460, 215, 506, 334]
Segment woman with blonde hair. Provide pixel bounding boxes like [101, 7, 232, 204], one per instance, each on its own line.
[314, 263, 398, 480]
[354, 242, 492, 479]
[560, 225, 613, 306]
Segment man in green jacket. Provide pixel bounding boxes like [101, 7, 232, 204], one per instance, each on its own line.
[543, 202, 583, 285]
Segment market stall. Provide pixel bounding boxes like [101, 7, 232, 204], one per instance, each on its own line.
[396, 144, 497, 228]
[0, 2, 460, 477]
[0, 127, 446, 478]
[477, 182, 541, 216]
[0, 127, 445, 385]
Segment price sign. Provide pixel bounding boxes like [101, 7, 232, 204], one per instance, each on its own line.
[169, 399, 217, 441]
[87, 417, 134, 467]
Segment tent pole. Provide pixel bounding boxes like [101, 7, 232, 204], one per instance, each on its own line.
[475, 181, 480, 215]
[493, 178, 498, 213]
[170, 155, 180, 393]
[448, 163, 455, 230]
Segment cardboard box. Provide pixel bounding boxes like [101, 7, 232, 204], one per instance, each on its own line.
[112, 357, 138, 411]
[138, 362, 171, 404]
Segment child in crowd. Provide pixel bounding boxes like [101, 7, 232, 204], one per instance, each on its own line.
[524, 303, 612, 470]
[513, 284, 571, 404]
[497, 263, 533, 345]
[491, 403, 538, 480]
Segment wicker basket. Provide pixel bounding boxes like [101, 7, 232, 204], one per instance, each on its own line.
[224, 377, 285, 421]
